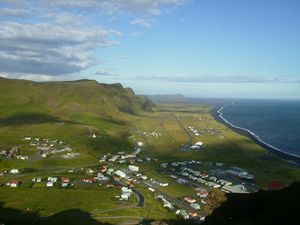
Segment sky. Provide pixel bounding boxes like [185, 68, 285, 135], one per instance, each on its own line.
[0, 0, 299, 99]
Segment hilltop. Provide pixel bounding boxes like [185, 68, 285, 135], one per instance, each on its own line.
[0, 77, 153, 121]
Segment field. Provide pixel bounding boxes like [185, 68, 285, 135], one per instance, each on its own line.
[1, 98, 300, 225]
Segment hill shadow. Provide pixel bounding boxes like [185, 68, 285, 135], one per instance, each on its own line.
[0, 112, 81, 126]
[0, 202, 111, 225]
[202, 182, 300, 225]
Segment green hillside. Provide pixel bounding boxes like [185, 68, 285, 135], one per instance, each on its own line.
[0, 77, 152, 120]
[0, 77, 153, 169]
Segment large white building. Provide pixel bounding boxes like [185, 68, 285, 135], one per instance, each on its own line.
[115, 170, 126, 178]
[128, 165, 139, 172]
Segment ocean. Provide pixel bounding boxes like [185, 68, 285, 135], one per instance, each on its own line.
[218, 99, 300, 158]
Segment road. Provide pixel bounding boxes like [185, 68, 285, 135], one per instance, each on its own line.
[132, 189, 144, 207]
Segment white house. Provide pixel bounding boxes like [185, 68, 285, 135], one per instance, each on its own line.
[148, 187, 155, 192]
[10, 169, 19, 174]
[7, 180, 20, 187]
[128, 165, 139, 172]
[48, 177, 58, 182]
[221, 184, 249, 194]
[115, 170, 126, 178]
[191, 203, 201, 210]
[120, 187, 133, 200]
[206, 181, 221, 188]
[47, 182, 54, 187]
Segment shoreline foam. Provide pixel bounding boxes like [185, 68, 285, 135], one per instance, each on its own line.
[215, 105, 300, 161]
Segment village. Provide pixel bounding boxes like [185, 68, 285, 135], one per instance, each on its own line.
[0, 130, 260, 223]
[0, 136, 79, 161]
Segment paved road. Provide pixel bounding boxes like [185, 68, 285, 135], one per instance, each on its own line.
[132, 189, 144, 207]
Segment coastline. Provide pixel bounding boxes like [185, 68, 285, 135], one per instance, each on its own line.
[212, 105, 300, 163]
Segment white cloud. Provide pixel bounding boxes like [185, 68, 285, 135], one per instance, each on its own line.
[48, 0, 189, 15]
[0, 21, 121, 76]
[0, 8, 31, 17]
[0, 72, 76, 82]
[130, 18, 153, 27]
[126, 75, 300, 83]
[0, 0, 190, 79]
[94, 69, 118, 76]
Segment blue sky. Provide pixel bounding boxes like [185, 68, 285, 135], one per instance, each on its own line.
[0, 0, 299, 99]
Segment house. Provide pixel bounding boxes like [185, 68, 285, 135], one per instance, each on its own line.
[197, 190, 209, 198]
[226, 167, 253, 179]
[118, 159, 126, 164]
[159, 182, 168, 187]
[160, 163, 168, 168]
[181, 172, 189, 177]
[206, 181, 221, 188]
[218, 179, 232, 186]
[191, 203, 201, 210]
[195, 141, 203, 146]
[106, 183, 114, 188]
[140, 175, 148, 180]
[199, 172, 209, 178]
[92, 134, 96, 138]
[189, 175, 197, 180]
[209, 176, 218, 182]
[128, 165, 139, 172]
[189, 212, 198, 217]
[176, 209, 190, 220]
[98, 176, 109, 181]
[32, 178, 42, 183]
[137, 141, 143, 147]
[221, 184, 249, 194]
[61, 182, 68, 187]
[16, 155, 29, 160]
[47, 182, 54, 187]
[120, 187, 133, 200]
[115, 170, 126, 178]
[199, 216, 206, 222]
[148, 187, 155, 192]
[10, 169, 19, 174]
[61, 177, 70, 183]
[190, 145, 201, 150]
[170, 175, 177, 179]
[196, 178, 206, 184]
[7, 180, 20, 187]
[83, 178, 96, 183]
[48, 177, 58, 183]
[184, 197, 196, 204]
[107, 168, 114, 175]
[177, 178, 188, 184]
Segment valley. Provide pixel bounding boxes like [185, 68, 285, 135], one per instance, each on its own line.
[0, 78, 300, 225]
